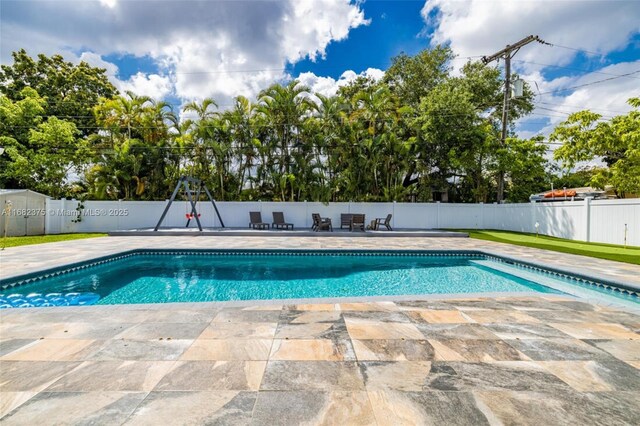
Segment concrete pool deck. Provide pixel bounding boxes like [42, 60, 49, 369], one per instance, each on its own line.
[1, 236, 639, 424]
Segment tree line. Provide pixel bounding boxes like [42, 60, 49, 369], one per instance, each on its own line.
[1, 48, 637, 202]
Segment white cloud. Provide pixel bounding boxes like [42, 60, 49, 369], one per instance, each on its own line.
[1, 0, 369, 106]
[78, 51, 118, 76]
[517, 60, 640, 136]
[422, 0, 640, 69]
[279, 0, 369, 62]
[298, 68, 386, 99]
[99, 0, 117, 9]
[117, 72, 173, 100]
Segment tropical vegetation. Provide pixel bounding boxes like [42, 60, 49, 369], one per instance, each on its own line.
[1, 48, 637, 202]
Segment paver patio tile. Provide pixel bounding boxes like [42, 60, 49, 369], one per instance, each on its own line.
[285, 304, 338, 311]
[352, 339, 435, 361]
[260, 361, 365, 391]
[213, 309, 282, 323]
[505, 338, 614, 361]
[549, 323, 639, 340]
[404, 309, 472, 324]
[154, 361, 266, 391]
[475, 390, 640, 425]
[368, 390, 491, 426]
[0, 339, 39, 357]
[360, 361, 432, 391]
[0, 391, 146, 426]
[394, 300, 455, 310]
[123, 391, 256, 426]
[526, 309, 601, 323]
[339, 302, 398, 311]
[0, 361, 82, 392]
[279, 310, 342, 324]
[251, 391, 375, 426]
[538, 359, 640, 392]
[242, 305, 283, 311]
[462, 309, 541, 324]
[341, 310, 412, 323]
[44, 360, 175, 392]
[447, 299, 510, 311]
[1, 339, 97, 361]
[115, 322, 208, 340]
[88, 339, 193, 361]
[199, 322, 278, 339]
[483, 323, 571, 339]
[415, 323, 499, 340]
[0, 392, 37, 418]
[424, 361, 573, 392]
[345, 318, 424, 340]
[269, 339, 355, 361]
[137, 308, 220, 324]
[180, 339, 272, 361]
[274, 322, 341, 339]
[429, 339, 529, 362]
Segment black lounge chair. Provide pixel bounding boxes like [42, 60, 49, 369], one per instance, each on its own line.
[350, 213, 366, 231]
[272, 212, 293, 230]
[312, 213, 332, 232]
[372, 214, 393, 231]
[340, 213, 352, 229]
[249, 211, 269, 229]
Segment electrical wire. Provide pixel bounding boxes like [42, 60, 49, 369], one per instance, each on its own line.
[536, 70, 640, 95]
[513, 59, 640, 80]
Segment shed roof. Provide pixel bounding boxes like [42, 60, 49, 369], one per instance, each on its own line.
[0, 189, 50, 198]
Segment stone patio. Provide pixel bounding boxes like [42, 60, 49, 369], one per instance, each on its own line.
[1, 297, 639, 424]
[1, 236, 639, 424]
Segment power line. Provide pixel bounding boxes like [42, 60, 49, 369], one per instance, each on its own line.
[534, 106, 614, 120]
[513, 59, 640, 80]
[537, 70, 640, 95]
[544, 41, 605, 57]
[534, 101, 631, 115]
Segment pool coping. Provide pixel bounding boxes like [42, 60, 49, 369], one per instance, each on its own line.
[1, 248, 639, 306]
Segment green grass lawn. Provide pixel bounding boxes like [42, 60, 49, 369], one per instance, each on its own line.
[456, 229, 640, 265]
[0, 233, 107, 248]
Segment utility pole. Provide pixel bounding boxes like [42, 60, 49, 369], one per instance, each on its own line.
[482, 35, 547, 202]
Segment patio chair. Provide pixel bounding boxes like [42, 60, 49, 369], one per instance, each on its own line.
[350, 213, 366, 231]
[249, 211, 269, 230]
[312, 213, 332, 232]
[372, 214, 393, 231]
[340, 213, 352, 229]
[272, 212, 293, 230]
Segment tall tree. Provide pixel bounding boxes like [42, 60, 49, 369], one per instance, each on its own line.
[551, 97, 640, 195]
[0, 49, 118, 137]
[1, 90, 85, 197]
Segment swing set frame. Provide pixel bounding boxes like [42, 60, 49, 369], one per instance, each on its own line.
[154, 176, 225, 231]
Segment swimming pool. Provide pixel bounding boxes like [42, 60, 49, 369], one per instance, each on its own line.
[1, 250, 638, 308]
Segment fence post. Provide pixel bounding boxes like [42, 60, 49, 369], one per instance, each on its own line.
[530, 200, 537, 234]
[393, 201, 396, 229]
[436, 201, 440, 229]
[45, 198, 52, 235]
[584, 197, 592, 242]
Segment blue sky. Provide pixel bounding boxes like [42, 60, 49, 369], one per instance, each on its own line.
[290, 1, 428, 78]
[1, 0, 639, 141]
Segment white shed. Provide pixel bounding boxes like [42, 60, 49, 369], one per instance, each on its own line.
[0, 189, 49, 236]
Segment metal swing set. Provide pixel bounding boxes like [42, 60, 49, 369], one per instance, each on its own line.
[154, 176, 225, 231]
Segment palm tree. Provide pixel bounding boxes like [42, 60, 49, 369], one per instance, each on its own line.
[256, 80, 316, 200]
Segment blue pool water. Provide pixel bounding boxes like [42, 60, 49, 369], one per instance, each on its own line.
[0, 251, 637, 308]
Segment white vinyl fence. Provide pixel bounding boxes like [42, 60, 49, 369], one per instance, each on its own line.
[39, 198, 640, 246]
